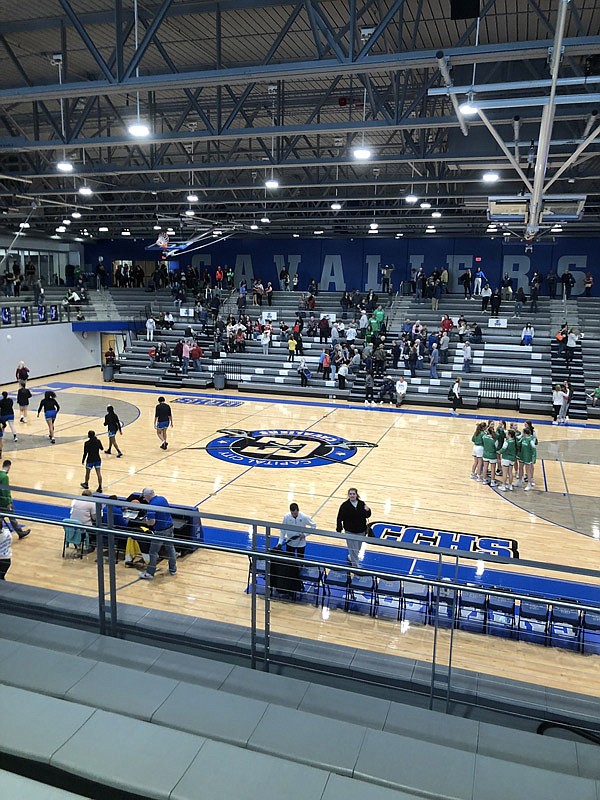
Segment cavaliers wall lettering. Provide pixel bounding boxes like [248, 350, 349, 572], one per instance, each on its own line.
[370, 522, 519, 559]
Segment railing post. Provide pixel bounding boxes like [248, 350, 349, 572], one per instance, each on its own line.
[94, 500, 106, 636]
[429, 552, 442, 710]
[105, 504, 118, 636]
[263, 524, 271, 672]
[250, 523, 258, 669]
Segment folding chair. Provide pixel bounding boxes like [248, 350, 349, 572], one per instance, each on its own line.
[61, 518, 86, 559]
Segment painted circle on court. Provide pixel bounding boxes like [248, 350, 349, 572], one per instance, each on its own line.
[206, 429, 357, 468]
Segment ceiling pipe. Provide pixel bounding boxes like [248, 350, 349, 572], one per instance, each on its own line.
[526, 0, 571, 239]
[543, 122, 600, 192]
[513, 115, 521, 163]
[437, 51, 469, 137]
[583, 109, 598, 137]
[429, 73, 600, 97]
[477, 109, 533, 192]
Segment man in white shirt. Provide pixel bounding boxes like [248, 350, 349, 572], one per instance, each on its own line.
[277, 502, 316, 558]
[346, 324, 357, 343]
[395, 376, 408, 407]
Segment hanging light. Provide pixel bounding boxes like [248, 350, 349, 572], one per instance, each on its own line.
[185, 209, 195, 217]
[260, 215, 271, 224]
[265, 176, 279, 190]
[78, 185, 93, 196]
[370, 222, 378, 230]
[62, 219, 72, 225]
[420, 201, 431, 209]
[186, 192, 198, 203]
[405, 193, 418, 204]
[98, 226, 109, 232]
[330, 201, 342, 211]
[127, 0, 151, 137]
[71, 210, 82, 219]
[250, 223, 259, 230]
[482, 171, 500, 183]
[353, 88, 372, 160]
[57, 159, 73, 173]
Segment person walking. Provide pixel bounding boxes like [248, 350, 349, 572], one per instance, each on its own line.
[565, 328, 581, 367]
[287, 335, 297, 362]
[449, 377, 462, 416]
[15, 361, 29, 384]
[138, 487, 178, 579]
[364, 371, 375, 405]
[181, 340, 191, 375]
[277, 502, 317, 558]
[551, 384, 564, 424]
[0, 460, 31, 539]
[81, 430, 104, 493]
[37, 390, 60, 443]
[462, 341, 472, 373]
[0, 392, 18, 442]
[17, 382, 32, 424]
[336, 487, 371, 568]
[429, 343, 439, 379]
[146, 316, 156, 341]
[103, 405, 123, 457]
[0, 520, 13, 580]
[260, 328, 271, 356]
[154, 396, 173, 450]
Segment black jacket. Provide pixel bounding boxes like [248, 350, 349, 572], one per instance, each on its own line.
[336, 499, 371, 534]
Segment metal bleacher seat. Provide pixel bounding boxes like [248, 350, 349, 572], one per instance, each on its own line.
[581, 610, 600, 655]
[457, 589, 487, 634]
[549, 605, 582, 652]
[518, 599, 550, 646]
[401, 581, 430, 625]
[486, 592, 516, 638]
[374, 578, 402, 621]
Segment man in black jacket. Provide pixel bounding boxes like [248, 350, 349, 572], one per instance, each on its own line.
[336, 487, 371, 567]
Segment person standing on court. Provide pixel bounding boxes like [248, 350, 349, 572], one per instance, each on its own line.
[154, 396, 173, 450]
[138, 487, 178, 580]
[0, 519, 13, 579]
[277, 502, 317, 558]
[336, 487, 371, 568]
[17, 382, 32, 424]
[81, 430, 104, 493]
[0, 392, 18, 442]
[103, 405, 123, 458]
[37, 390, 60, 443]
[0, 460, 30, 539]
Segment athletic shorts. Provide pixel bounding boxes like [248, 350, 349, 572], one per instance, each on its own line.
[472, 445, 484, 458]
[482, 457, 495, 463]
[86, 461, 101, 469]
[108, 430, 117, 438]
[501, 458, 515, 468]
[156, 420, 170, 430]
[45, 410, 57, 420]
[0, 415, 14, 423]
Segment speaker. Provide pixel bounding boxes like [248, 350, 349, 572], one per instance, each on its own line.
[450, 0, 480, 19]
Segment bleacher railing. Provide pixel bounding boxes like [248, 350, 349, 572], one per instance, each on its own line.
[478, 376, 521, 409]
[2, 485, 599, 721]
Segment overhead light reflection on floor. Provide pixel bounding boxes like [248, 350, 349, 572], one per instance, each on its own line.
[384, 498, 391, 515]
[321, 606, 330, 620]
[476, 560, 486, 577]
[400, 620, 410, 634]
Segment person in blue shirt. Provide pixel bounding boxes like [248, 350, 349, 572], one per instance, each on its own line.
[101, 495, 128, 529]
[473, 267, 487, 297]
[138, 487, 177, 579]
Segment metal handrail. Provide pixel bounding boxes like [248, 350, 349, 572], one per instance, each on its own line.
[536, 721, 600, 745]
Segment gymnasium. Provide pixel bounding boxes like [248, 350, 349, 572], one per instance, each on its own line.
[0, 1, 599, 798]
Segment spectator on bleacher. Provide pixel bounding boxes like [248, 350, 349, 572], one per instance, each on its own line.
[462, 341, 472, 373]
[439, 331, 450, 364]
[584, 272, 594, 297]
[470, 323, 483, 344]
[345, 323, 357, 344]
[377, 375, 395, 404]
[322, 351, 331, 379]
[565, 328, 582, 366]
[408, 343, 418, 378]
[349, 349, 361, 374]
[430, 343, 439, 379]
[500, 272, 512, 300]
[411, 320, 423, 340]
[529, 280, 540, 313]
[308, 277, 318, 296]
[555, 322, 568, 356]
[587, 383, 600, 407]
[210, 293, 221, 320]
[146, 316, 156, 341]
[364, 372, 375, 405]
[414, 267, 426, 304]
[480, 283, 492, 312]
[473, 267, 487, 297]
[513, 287, 526, 317]
[557, 380, 572, 424]
[340, 291, 352, 319]
[291, 274, 298, 291]
[459, 269, 472, 299]
[215, 266, 223, 290]
[395, 376, 407, 406]
[307, 293, 316, 310]
[278, 267, 287, 291]
[225, 266, 234, 290]
[552, 384, 564, 423]
[164, 312, 174, 329]
[450, 377, 462, 416]
[364, 289, 376, 312]
[190, 342, 203, 372]
[431, 279, 442, 311]
[456, 315, 467, 342]
[490, 288, 502, 317]
[181, 341, 191, 375]
[297, 358, 311, 387]
[561, 269, 575, 299]
[318, 315, 330, 343]
[440, 265, 449, 294]
[373, 344, 386, 376]
[287, 336, 297, 362]
[261, 328, 271, 356]
[521, 323, 535, 346]
[546, 269, 557, 298]
[390, 340, 401, 369]
[427, 330, 439, 353]
[266, 282, 273, 306]
[337, 362, 349, 390]
[358, 311, 368, 336]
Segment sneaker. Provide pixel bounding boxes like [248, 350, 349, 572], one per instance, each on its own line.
[498, 485, 507, 492]
[97, 487, 103, 493]
[552, 421, 558, 425]
[19, 417, 25, 423]
[515, 479, 523, 488]
[160, 442, 167, 450]
[80, 482, 89, 489]
[138, 572, 154, 580]
[524, 485, 532, 491]
[531, 481, 536, 487]
[13, 435, 17, 442]
[105, 450, 112, 455]
[17, 530, 30, 539]
[116, 452, 123, 458]
[476, 476, 484, 482]
[51, 438, 55, 444]
[510, 484, 516, 490]
[490, 481, 498, 487]
[469, 473, 477, 480]
[169, 570, 177, 576]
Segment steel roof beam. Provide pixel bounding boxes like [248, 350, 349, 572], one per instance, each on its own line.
[57, 0, 115, 84]
[1, 38, 598, 105]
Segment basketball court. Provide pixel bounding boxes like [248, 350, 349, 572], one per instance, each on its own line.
[3, 367, 600, 697]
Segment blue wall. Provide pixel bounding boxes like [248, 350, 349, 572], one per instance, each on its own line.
[84, 236, 599, 295]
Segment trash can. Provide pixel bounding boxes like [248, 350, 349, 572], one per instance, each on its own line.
[213, 372, 226, 390]
[103, 364, 115, 382]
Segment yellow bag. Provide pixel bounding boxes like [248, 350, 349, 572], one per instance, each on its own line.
[125, 537, 142, 563]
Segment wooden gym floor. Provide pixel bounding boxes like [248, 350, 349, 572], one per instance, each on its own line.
[2, 367, 599, 698]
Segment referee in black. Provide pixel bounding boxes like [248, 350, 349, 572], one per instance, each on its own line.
[154, 396, 173, 450]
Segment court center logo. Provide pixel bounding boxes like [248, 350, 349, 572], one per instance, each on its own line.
[206, 428, 377, 468]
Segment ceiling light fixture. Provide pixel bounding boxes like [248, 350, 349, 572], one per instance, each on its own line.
[57, 159, 73, 173]
[353, 88, 372, 160]
[426, 227, 436, 233]
[314, 229, 324, 235]
[127, 0, 151, 137]
[153, 224, 161, 230]
[482, 171, 499, 183]
[98, 226, 109, 232]
[186, 192, 198, 203]
[122, 230, 131, 236]
[62, 219, 71, 225]
[458, 95, 479, 116]
[185, 209, 195, 217]
[265, 177, 279, 190]
[250, 223, 259, 230]
[420, 201, 431, 209]
[369, 222, 378, 229]
[78, 185, 93, 196]
[56, 226, 66, 233]
[432, 211, 442, 218]
[293, 233, 300, 238]
[405, 193, 418, 204]
[261, 216, 270, 224]
[331, 201, 342, 211]
[71, 210, 81, 219]
[19, 222, 30, 229]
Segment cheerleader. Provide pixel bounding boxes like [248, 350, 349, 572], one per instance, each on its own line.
[498, 429, 517, 491]
[524, 420, 538, 487]
[518, 425, 536, 491]
[470, 422, 486, 481]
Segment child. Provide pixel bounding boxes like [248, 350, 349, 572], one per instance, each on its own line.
[17, 381, 32, 423]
